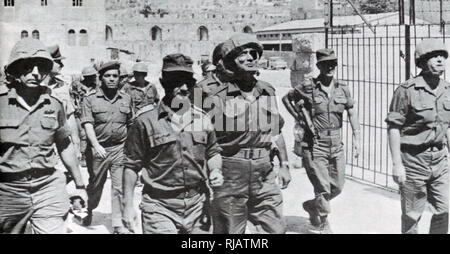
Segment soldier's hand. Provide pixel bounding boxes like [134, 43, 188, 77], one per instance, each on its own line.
[352, 135, 361, 158]
[122, 204, 137, 233]
[93, 144, 107, 159]
[209, 168, 224, 187]
[392, 163, 406, 186]
[278, 164, 291, 189]
[72, 189, 88, 206]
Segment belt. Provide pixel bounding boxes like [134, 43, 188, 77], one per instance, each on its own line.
[317, 129, 341, 138]
[143, 183, 204, 199]
[401, 143, 445, 153]
[230, 148, 270, 160]
[0, 168, 55, 182]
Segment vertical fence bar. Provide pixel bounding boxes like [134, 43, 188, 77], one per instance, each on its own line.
[405, 25, 411, 81]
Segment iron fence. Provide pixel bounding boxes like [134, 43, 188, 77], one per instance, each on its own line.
[327, 23, 450, 190]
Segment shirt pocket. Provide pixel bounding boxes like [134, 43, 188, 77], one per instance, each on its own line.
[40, 117, 58, 145]
[116, 106, 131, 123]
[332, 96, 347, 113]
[191, 132, 207, 162]
[148, 132, 178, 164]
[0, 118, 20, 144]
[92, 106, 109, 123]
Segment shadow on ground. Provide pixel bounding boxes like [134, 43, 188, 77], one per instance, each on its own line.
[285, 216, 314, 234]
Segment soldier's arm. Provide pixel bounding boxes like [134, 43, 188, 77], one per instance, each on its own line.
[205, 118, 223, 187]
[67, 113, 81, 159]
[343, 86, 361, 156]
[386, 86, 409, 184]
[123, 119, 147, 228]
[55, 105, 85, 188]
[282, 89, 300, 120]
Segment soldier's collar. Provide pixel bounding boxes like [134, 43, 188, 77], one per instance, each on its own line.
[158, 100, 197, 120]
[415, 73, 448, 90]
[96, 87, 123, 99]
[8, 87, 51, 106]
[226, 79, 268, 97]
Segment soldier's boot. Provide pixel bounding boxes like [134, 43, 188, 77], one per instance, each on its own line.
[303, 200, 321, 227]
[318, 216, 333, 234]
[113, 226, 131, 234]
[82, 209, 93, 226]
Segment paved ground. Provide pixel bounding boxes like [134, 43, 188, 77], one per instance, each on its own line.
[65, 69, 436, 234]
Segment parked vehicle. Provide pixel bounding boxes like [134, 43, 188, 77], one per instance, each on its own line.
[268, 56, 288, 70]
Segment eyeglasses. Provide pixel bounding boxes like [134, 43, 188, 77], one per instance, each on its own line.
[17, 59, 51, 75]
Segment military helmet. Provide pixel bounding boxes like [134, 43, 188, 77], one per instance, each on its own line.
[81, 66, 98, 77]
[132, 62, 148, 73]
[6, 38, 54, 76]
[212, 42, 225, 66]
[415, 39, 449, 66]
[219, 33, 263, 62]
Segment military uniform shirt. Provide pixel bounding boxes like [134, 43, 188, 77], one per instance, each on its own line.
[122, 81, 159, 112]
[288, 78, 355, 132]
[386, 74, 450, 146]
[49, 76, 75, 119]
[80, 88, 133, 147]
[208, 80, 284, 156]
[0, 86, 71, 173]
[123, 102, 222, 191]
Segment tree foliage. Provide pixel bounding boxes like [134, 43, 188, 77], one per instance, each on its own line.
[359, 0, 397, 14]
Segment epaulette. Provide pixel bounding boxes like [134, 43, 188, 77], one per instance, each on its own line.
[0, 84, 9, 95]
[400, 78, 415, 88]
[135, 104, 156, 118]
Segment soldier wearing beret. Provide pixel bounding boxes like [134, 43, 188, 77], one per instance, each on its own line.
[80, 61, 133, 234]
[0, 38, 87, 234]
[204, 34, 291, 234]
[386, 39, 450, 234]
[121, 62, 159, 113]
[122, 54, 223, 234]
[283, 48, 361, 233]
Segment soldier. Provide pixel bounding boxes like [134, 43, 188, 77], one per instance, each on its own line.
[0, 38, 87, 234]
[47, 45, 81, 161]
[71, 66, 98, 167]
[204, 34, 291, 234]
[122, 62, 159, 112]
[386, 39, 449, 234]
[122, 54, 223, 234]
[282, 48, 361, 233]
[119, 65, 130, 90]
[80, 61, 133, 234]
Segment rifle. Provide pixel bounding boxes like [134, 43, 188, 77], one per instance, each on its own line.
[294, 99, 316, 140]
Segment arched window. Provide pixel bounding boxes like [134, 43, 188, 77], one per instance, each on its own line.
[151, 26, 162, 41]
[243, 26, 253, 34]
[106, 25, 113, 42]
[79, 29, 88, 46]
[21, 30, 29, 39]
[198, 26, 209, 41]
[32, 30, 40, 40]
[68, 29, 76, 46]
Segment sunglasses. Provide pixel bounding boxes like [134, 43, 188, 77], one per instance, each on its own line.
[16, 59, 51, 75]
[237, 49, 260, 61]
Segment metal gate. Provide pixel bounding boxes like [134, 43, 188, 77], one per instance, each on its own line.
[326, 22, 450, 190]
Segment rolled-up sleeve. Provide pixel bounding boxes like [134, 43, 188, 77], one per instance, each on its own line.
[55, 103, 71, 145]
[80, 96, 94, 125]
[123, 119, 147, 172]
[205, 119, 222, 160]
[343, 85, 355, 109]
[386, 86, 409, 128]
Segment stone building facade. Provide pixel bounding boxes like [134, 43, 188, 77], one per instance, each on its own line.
[1, 0, 292, 74]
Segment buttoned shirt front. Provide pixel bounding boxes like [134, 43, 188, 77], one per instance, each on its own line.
[0, 85, 71, 173]
[386, 74, 450, 146]
[80, 87, 133, 147]
[123, 102, 222, 191]
[208, 79, 284, 156]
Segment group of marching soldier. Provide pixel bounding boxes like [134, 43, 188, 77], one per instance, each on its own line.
[0, 34, 448, 234]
